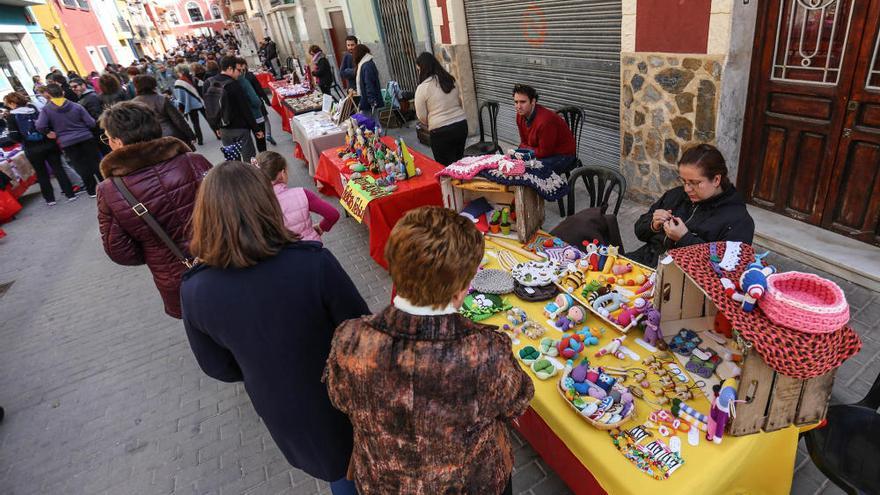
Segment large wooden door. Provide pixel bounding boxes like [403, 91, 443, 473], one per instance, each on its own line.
[740, 0, 880, 245]
[328, 10, 348, 79]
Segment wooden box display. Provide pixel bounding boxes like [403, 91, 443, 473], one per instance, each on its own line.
[440, 177, 545, 243]
[654, 258, 834, 436]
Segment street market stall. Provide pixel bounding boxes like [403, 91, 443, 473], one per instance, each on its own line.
[291, 111, 345, 177]
[470, 235, 860, 494]
[314, 134, 444, 268]
[423, 150, 862, 494]
[0, 145, 36, 226]
[267, 80, 314, 133]
[254, 70, 274, 89]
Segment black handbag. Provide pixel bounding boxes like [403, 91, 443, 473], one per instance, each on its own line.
[111, 177, 195, 268]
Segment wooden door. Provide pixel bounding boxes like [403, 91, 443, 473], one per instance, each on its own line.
[822, 0, 880, 243]
[740, 0, 880, 245]
[328, 10, 347, 76]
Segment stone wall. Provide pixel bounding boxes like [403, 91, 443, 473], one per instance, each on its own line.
[620, 52, 723, 203]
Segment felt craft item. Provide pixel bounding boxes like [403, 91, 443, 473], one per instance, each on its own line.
[669, 243, 861, 379]
[518, 345, 541, 364]
[531, 358, 559, 380]
[539, 338, 560, 357]
[471, 269, 515, 295]
[460, 293, 511, 321]
[761, 272, 850, 334]
[513, 281, 559, 302]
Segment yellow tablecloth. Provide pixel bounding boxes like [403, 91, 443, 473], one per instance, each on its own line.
[481, 244, 802, 494]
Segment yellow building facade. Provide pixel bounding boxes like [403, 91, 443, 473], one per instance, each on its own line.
[30, 4, 86, 74]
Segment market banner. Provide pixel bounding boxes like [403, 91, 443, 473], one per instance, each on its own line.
[340, 175, 391, 222]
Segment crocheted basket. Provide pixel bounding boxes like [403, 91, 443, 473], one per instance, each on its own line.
[471, 269, 515, 295]
[669, 243, 861, 379]
[557, 365, 635, 430]
[762, 272, 850, 334]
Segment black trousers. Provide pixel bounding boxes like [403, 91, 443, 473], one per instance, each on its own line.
[25, 144, 74, 202]
[63, 138, 103, 196]
[429, 119, 468, 166]
[254, 121, 267, 153]
[188, 110, 204, 144]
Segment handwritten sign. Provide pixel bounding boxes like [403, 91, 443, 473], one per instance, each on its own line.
[340, 175, 391, 223]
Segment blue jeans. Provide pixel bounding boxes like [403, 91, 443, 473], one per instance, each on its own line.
[330, 477, 357, 495]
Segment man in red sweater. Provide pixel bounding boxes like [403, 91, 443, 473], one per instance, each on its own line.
[513, 84, 578, 174]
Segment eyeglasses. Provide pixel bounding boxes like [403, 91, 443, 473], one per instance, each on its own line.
[677, 177, 706, 189]
[100, 134, 110, 144]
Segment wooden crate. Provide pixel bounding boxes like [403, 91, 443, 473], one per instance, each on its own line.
[440, 177, 545, 243]
[654, 258, 835, 436]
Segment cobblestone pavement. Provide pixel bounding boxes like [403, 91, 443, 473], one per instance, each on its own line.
[0, 110, 875, 495]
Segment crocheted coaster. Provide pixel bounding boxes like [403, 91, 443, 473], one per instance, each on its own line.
[669, 243, 861, 379]
[513, 281, 559, 302]
[471, 269, 515, 295]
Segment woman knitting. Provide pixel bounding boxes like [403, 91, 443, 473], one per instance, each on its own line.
[628, 144, 755, 267]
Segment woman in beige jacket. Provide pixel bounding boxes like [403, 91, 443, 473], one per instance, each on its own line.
[414, 52, 468, 165]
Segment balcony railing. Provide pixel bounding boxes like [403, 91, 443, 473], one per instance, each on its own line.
[269, 0, 294, 6]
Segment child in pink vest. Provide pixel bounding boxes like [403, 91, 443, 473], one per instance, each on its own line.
[255, 151, 339, 241]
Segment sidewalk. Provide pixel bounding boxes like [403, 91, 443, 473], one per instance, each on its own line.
[0, 109, 874, 495]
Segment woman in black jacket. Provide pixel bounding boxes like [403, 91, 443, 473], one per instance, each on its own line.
[309, 45, 334, 95]
[3, 92, 75, 205]
[132, 75, 196, 150]
[628, 144, 755, 267]
[181, 161, 368, 495]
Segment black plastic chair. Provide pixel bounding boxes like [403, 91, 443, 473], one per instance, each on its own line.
[463, 101, 501, 156]
[802, 372, 880, 495]
[555, 106, 586, 217]
[566, 165, 627, 217]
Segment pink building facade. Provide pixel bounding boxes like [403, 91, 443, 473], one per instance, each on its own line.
[52, 0, 118, 73]
[164, 0, 226, 38]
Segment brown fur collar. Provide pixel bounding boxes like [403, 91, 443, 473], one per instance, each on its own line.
[100, 137, 193, 178]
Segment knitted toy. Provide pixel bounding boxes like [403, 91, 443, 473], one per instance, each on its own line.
[518, 345, 541, 364]
[707, 379, 739, 444]
[577, 327, 600, 346]
[544, 293, 574, 319]
[557, 333, 586, 360]
[591, 291, 629, 318]
[539, 337, 560, 356]
[555, 305, 586, 332]
[641, 306, 663, 346]
[613, 297, 647, 328]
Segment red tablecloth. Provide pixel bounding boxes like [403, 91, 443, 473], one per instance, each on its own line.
[268, 82, 292, 133]
[255, 72, 273, 89]
[314, 136, 444, 268]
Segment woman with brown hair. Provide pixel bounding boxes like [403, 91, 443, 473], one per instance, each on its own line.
[96, 101, 212, 318]
[4, 91, 76, 205]
[132, 74, 196, 149]
[309, 45, 333, 94]
[629, 143, 755, 266]
[325, 206, 534, 495]
[98, 73, 129, 110]
[180, 160, 368, 495]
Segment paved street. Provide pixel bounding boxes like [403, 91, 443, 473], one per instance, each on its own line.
[0, 107, 876, 495]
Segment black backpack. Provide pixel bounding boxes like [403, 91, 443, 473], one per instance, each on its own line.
[203, 76, 234, 128]
[13, 108, 46, 142]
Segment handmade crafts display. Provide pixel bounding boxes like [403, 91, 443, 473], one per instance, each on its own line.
[608, 425, 684, 480]
[710, 242, 776, 312]
[558, 359, 636, 429]
[762, 271, 850, 333]
[337, 124, 421, 192]
[512, 260, 563, 287]
[284, 91, 324, 114]
[274, 82, 311, 97]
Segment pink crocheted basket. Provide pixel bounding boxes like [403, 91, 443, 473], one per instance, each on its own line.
[762, 272, 850, 334]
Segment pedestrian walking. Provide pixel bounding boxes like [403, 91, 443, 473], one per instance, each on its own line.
[133, 75, 196, 150]
[205, 56, 259, 163]
[35, 84, 103, 197]
[96, 102, 212, 319]
[181, 160, 367, 495]
[3, 92, 76, 205]
[173, 64, 207, 146]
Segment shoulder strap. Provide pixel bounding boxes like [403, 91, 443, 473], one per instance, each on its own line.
[111, 177, 194, 268]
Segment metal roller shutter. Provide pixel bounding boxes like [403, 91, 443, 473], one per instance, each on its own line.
[464, 0, 621, 166]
